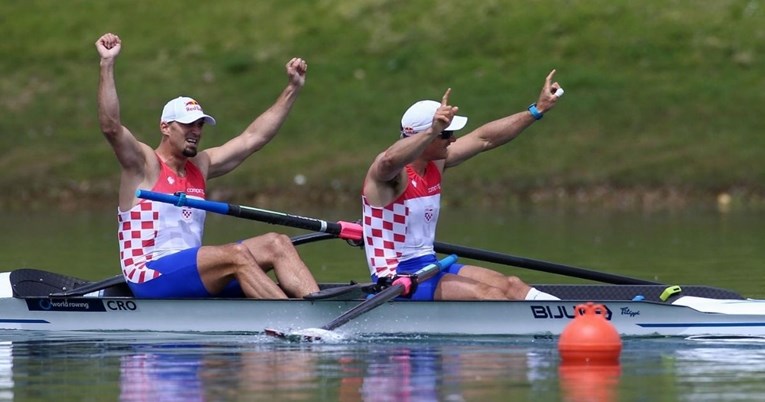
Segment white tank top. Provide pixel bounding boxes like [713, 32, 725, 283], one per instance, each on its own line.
[117, 156, 206, 284]
[362, 162, 442, 279]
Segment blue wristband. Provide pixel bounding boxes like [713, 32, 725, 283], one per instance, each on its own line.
[528, 103, 543, 120]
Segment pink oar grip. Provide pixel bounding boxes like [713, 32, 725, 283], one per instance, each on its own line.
[338, 221, 363, 241]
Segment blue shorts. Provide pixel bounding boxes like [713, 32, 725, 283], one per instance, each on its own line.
[375, 254, 463, 301]
[128, 247, 245, 299]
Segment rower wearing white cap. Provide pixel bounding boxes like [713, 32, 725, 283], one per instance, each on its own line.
[95, 32, 319, 300]
[361, 71, 564, 301]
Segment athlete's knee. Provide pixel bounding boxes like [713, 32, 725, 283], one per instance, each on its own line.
[271, 232, 294, 249]
[505, 275, 532, 299]
[228, 243, 257, 268]
[259, 232, 296, 257]
[506, 275, 529, 288]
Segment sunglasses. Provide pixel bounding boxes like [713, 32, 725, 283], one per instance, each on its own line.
[399, 126, 455, 139]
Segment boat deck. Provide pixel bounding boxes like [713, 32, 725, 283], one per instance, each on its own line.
[7, 268, 746, 303]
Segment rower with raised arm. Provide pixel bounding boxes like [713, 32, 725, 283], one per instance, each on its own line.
[96, 32, 319, 299]
[361, 72, 564, 301]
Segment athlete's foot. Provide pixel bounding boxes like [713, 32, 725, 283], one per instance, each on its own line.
[524, 287, 560, 301]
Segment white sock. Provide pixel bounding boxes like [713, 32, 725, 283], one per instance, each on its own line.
[525, 287, 560, 301]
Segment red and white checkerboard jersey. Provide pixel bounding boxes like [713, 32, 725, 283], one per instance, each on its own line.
[362, 161, 442, 279]
[117, 157, 207, 284]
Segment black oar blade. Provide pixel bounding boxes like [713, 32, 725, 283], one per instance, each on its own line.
[264, 328, 287, 338]
[264, 328, 341, 342]
[264, 328, 316, 342]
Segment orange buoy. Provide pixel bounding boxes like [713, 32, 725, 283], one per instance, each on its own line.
[558, 302, 622, 365]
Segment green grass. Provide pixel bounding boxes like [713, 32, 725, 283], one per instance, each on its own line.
[1, 0, 763, 210]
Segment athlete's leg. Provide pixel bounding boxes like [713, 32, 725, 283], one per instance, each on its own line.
[240, 232, 319, 298]
[434, 273, 509, 300]
[196, 242, 288, 299]
[457, 265, 558, 300]
[396, 255, 555, 301]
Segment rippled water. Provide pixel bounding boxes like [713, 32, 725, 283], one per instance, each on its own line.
[2, 331, 765, 401]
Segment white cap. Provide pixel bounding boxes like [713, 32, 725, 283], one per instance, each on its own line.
[160, 96, 217, 125]
[400, 100, 467, 136]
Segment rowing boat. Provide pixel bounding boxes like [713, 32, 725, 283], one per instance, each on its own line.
[1, 266, 764, 338]
[4, 191, 761, 339]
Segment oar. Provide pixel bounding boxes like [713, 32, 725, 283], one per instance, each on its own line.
[136, 190, 657, 285]
[264, 254, 458, 341]
[432, 243, 661, 285]
[289, 231, 338, 246]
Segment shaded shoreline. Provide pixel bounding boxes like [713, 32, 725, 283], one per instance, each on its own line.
[4, 182, 763, 214]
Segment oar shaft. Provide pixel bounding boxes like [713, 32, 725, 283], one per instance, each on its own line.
[433, 242, 659, 285]
[321, 254, 458, 331]
[321, 284, 404, 331]
[230, 203, 341, 233]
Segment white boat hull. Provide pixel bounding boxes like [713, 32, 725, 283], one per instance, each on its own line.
[3, 269, 764, 337]
[3, 295, 765, 338]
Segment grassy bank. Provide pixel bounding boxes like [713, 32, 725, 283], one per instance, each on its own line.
[1, 0, 763, 211]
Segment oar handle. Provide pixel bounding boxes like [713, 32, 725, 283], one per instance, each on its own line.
[136, 190, 230, 214]
[390, 254, 458, 296]
[412, 254, 458, 280]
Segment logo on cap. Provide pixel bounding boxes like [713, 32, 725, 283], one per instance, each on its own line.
[185, 99, 203, 112]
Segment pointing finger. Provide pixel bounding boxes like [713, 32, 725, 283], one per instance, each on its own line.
[545, 69, 556, 86]
[441, 88, 452, 106]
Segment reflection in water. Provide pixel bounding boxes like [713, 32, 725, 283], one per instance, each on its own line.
[558, 363, 621, 402]
[3, 333, 765, 401]
[118, 342, 551, 401]
[337, 344, 557, 401]
[120, 344, 454, 402]
[672, 344, 765, 401]
[356, 347, 441, 402]
[0, 342, 12, 401]
[119, 344, 320, 402]
[120, 351, 204, 402]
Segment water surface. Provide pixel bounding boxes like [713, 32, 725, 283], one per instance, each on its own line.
[1, 205, 764, 401]
[2, 331, 765, 401]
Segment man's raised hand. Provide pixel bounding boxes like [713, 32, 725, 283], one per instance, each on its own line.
[96, 33, 121, 60]
[432, 88, 458, 134]
[286, 57, 308, 87]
